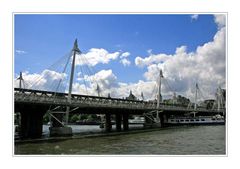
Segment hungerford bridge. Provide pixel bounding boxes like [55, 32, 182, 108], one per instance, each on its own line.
[14, 40, 226, 139]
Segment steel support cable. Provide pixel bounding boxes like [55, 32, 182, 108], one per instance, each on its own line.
[47, 53, 70, 111]
[53, 51, 72, 93]
[25, 53, 69, 89]
[47, 64, 65, 92]
[165, 78, 176, 93]
[72, 55, 89, 95]
[149, 82, 157, 100]
[26, 52, 71, 90]
[78, 63, 89, 95]
[46, 53, 72, 92]
[29, 52, 70, 90]
[80, 54, 106, 96]
[74, 53, 90, 94]
[48, 51, 73, 112]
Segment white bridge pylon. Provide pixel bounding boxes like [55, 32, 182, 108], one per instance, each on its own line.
[144, 69, 164, 125]
[48, 39, 81, 127]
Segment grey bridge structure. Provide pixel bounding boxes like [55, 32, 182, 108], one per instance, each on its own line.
[14, 88, 225, 139]
[14, 39, 225, 139]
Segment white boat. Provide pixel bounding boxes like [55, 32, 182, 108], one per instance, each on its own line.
[165, 114, 225, 125]
[129, 116, 145, 124]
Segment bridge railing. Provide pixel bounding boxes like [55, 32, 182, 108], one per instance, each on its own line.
[14, 88, 225, 112]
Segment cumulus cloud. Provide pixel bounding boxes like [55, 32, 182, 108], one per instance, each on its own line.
[214, 14, 226, 29]
[14, 70, 67, 91]
[75, 48, 120, 66]
[137, 22, 226, 101]
[119, 52, 131, 66]
[135, 53, 172, 67]
[120, 52, 130, 58]
[72, 69, 119, 95]
[72, 69, 157, 99]
[120, 58, 131, 66]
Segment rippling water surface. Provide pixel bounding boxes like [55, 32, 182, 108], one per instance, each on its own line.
[15, 125, 225, 155]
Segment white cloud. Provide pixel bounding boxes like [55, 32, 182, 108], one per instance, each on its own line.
[75, 48, 120, 66]
[120, 52, 130, 58]
[73, 69, 119, 95]
[14, 70, 67, 92]
[72, 69, 156, 100]
[16, 50, 27, 54]
[191, 14, 199, 21]
[120, 58, 131, 66]
[119, 52, 131, 66]
[135, 53, 172, 67]
[214, 14, 226, 29]
[139, 25, 226, 101]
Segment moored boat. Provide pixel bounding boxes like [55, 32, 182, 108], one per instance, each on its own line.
[165, 114, 225, 125]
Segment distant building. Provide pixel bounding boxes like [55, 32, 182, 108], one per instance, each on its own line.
[163, 94, 190, 106]
[126, 90, 137, 100]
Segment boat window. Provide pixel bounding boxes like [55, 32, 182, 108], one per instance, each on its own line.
[201, 119, 205, 121]
[171, 120, 174, 122]
[185, 119, 189, 122]
[212, 118, 216, 121]
[190, 119, 194, 121]
[196, 119, 199, 121]
[180, 120, 184, 122]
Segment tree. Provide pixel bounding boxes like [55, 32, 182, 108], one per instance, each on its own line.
[69, 114, 80, 123]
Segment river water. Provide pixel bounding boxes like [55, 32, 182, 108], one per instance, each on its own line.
[15, 125, 226, 155]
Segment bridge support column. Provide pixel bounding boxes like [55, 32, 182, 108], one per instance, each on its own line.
[49, 113, 72, 137]
[123, 114, 129, 131]
[20, 108, 45, 139]
[115, 113, 122, 132]
[105, 113, 112, 132]
[160, 114, 165, 128]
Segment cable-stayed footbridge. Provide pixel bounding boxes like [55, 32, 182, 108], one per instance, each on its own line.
[14, 40, 226, 139]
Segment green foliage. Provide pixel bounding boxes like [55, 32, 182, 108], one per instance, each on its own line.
[69, 114, 80, 123]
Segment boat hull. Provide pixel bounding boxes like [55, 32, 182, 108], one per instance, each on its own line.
[165, 115, 225, 126]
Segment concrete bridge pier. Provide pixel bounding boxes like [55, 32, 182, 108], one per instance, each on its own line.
[19, 108, 45, 139]
[115, 113, 122, 132]
[122, 113, 129, 131]
[105, 113, 112, 132]
[49, 113, 72, 137]
[159, 113, 165, 128]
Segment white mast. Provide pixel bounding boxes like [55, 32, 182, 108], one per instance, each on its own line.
[217, 86, 223, 111]
[193, 83, 199, 117]
[17, 71, 24, 89]
[96, 84, 100, 97]
[157, 69, 163, 109]
[156, 69, 163, 123]
[141, 92, 144, 101]
[194, 83, 198, 111]
[66, 39, 81, 124]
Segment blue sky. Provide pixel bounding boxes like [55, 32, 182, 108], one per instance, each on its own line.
[14, 14, 225, 100]
[15, 14, 217, 82]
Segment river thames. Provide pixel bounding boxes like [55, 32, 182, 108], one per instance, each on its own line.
[14, 125, 225, 155]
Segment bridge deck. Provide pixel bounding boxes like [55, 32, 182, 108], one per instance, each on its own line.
[14, 88, 225, 113]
